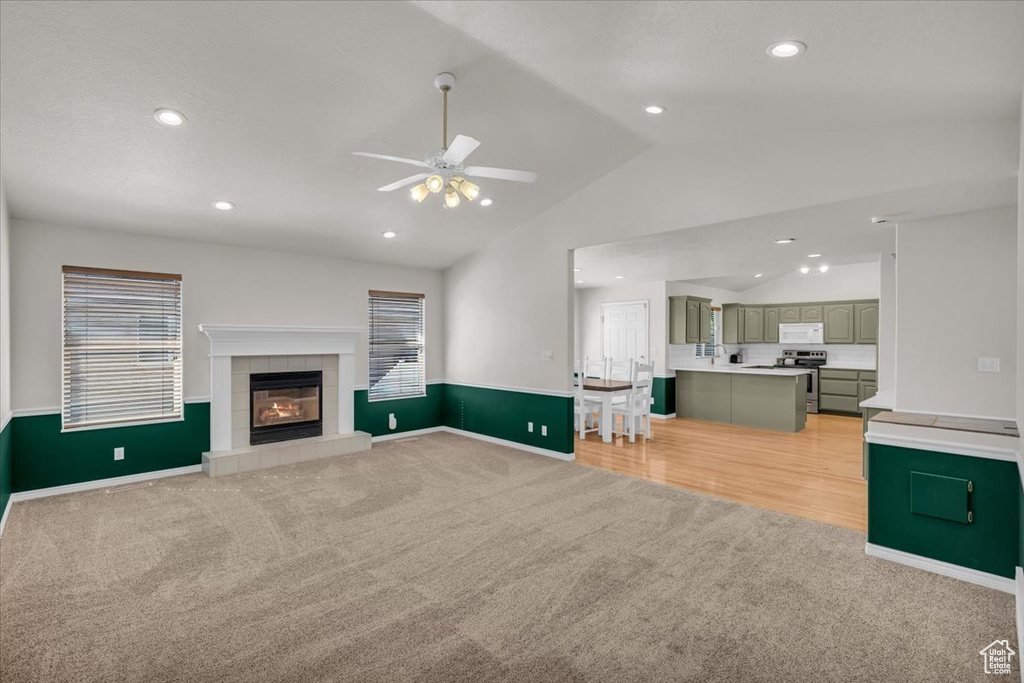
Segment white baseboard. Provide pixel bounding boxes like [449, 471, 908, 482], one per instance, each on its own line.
[651, 413, 676, 420]
[9, 465, 203, 503]
[0, 497, 10, 537]
[372, 427, 445, 442]
[865, 542, 1015, 594]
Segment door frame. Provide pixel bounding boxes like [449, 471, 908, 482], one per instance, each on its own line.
[600, 300, 650, 363]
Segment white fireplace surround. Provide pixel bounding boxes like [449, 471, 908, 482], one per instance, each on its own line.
[198, 324, 362, 452]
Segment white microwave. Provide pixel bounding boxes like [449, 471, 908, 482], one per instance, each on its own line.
[778, 323, 824, 344]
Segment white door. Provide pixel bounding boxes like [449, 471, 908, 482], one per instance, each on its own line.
[602, 301, 649, 364]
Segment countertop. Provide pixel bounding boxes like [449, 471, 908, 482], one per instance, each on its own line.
[871, 411, 1019, 439]
[821, 362, 876, 371]
[672, 364, 811, 377]
[859, 390, 894, 410]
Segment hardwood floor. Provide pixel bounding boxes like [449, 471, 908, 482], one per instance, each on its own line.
[574, 413, 867, 531]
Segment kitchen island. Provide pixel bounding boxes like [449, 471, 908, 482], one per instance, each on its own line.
[674, 365, 810, 432]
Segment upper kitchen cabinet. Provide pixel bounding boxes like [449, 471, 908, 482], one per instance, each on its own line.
[742, 306, 764, 343]
[800, 305, 824, 323]
[721, 304, 741, 344]
[670, 295, 712, 344]
[780, 306, 801, 323]
[823, 303, 854, 344]
[855, 303, 879, 344]
[763, 307, 780, 343]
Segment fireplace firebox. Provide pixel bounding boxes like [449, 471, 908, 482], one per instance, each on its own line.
[250, 371, 323, 445]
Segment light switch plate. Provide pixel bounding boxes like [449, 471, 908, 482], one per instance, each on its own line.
[541, 425, 547, 436]
[114, 447, 124, 461]
[527, 422, 534, 433]
[977, 357, 1000, 373]
[540, 350, 553, 362]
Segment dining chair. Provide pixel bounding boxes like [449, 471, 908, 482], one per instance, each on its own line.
[607, 358, 634, 381]
[574, 360, 602, 439]
[583, 356, 607, 379]
[611, 362, 654, 443]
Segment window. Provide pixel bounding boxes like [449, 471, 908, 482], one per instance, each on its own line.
[368, 290, 425, 401]
[696, 309, 719, 358]
[62, 266, 183, 430]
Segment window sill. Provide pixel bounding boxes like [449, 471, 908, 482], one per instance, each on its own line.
[61, 415, 185, 433]
[367, 393, 427, 403]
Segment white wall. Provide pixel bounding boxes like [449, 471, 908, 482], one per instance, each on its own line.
[739, 261, 880, 304]
[444, 122, 1017, 395]
[878, 253, 897, 396]
[0, 181, 10, 427]
[576, 280, 667, 374]
[10, 220, 445, 411]
[896, 206, 1017, 419]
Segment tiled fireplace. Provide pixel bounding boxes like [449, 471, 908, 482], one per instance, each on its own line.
[198, 325, 369, 477]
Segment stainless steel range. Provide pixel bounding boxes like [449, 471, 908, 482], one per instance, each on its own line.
[775, 350, 827, 414]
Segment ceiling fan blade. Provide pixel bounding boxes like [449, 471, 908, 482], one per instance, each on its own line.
[442, 135, 481, 165]
[377, 173, 430, 192]
[353, 152, 431, 168]
[464, 166, 538, 183]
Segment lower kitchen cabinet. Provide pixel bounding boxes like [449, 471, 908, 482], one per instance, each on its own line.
[819, 368, 878, 415]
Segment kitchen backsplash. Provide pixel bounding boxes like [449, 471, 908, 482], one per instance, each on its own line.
[668, 343, 877, 369]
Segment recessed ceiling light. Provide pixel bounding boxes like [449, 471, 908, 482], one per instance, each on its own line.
[644, 105, 665, 115]
[799, 266, 811, 274]
[819, 264, 829, 273]
[154, 108, 186, 126]
[767, 41, 806, 58]
[774, 238, 796, 244]
[807, 253, 822, 258]
[479, 198, 494, 207]
[613, 275, 625, 279]
[212, 200, 235, 211]
[754, 273, 763, 278]
[573, 268, 581, 272]
[381, 231, 397, 239]
[576, 280, 584, 284]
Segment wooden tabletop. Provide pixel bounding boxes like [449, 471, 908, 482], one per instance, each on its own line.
[582, 379, 634, 392]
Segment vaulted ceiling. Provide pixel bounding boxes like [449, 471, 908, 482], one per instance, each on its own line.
[1, 1, 1021, 271]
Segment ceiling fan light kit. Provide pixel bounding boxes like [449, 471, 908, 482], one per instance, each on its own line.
[353, 72, 537, 209]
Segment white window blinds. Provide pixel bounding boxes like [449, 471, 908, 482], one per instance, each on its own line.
[368, 290, 425, 401]
[62, 266, 183, 430]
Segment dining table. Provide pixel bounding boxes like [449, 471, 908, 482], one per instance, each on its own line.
[581, 378, 635, 443]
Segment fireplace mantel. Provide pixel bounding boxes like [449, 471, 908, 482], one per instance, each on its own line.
[198, 324, 362, 452]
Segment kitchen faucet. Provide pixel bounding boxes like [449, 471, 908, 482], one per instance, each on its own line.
[710, 344, 728, 365]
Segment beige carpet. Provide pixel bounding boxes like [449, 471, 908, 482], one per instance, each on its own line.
[0, 432, 1015, 682]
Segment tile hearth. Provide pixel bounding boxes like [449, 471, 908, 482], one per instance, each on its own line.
[202, 432, 371, 477]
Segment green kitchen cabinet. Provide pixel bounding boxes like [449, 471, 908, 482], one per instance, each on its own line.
[780, 306, 801, 323]
[855, 303, 879, 344]
[800, 305, 824, 323]
[763, 307, 780, 343]
[859, 383, 877, 403]
[742, 306, 764, 343]
[721, 304, 740, 344]
[823, 303, 855, 344]
[700, 300, 712, 344]
[670, 296, 712, 344]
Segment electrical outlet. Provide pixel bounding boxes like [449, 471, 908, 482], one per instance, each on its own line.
[978, 357, 1001, 373]
[541, 425, 547, 436]
[388, 413, 397, 430]
[114, 447, 124, 461]
[527, 422, 534, 433]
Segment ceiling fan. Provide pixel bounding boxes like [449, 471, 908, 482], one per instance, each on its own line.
[353, 72, 537, 208]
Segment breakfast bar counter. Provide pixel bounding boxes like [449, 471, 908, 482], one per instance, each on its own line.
[674, 365, 810, 432]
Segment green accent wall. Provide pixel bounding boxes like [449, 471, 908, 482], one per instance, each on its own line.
[354, 384, 443, 437]
[652, 376, 675, 415]
[1, 420, 12, 519]
[442, 384, 573, 454]
[11, 403, 210, 492]
[868, 443, 1020, 578]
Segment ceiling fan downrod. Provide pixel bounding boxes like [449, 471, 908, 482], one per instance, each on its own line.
[434, 72, 456, 151]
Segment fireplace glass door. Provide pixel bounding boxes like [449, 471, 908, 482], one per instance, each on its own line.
[250, 371, 323, 445]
